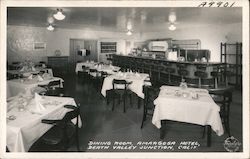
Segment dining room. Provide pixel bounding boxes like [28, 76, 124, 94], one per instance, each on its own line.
[1, 1, 248, 157]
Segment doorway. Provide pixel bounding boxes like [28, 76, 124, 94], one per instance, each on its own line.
[69, 39, 98, 73]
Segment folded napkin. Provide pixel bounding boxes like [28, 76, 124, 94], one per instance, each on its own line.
[37, 75, 44, 82]
[42, 64, 46, 68]
[135, 72, 140, 77]
[42, 73, 50, 78]
[31, 66, 36, 71]
[27, 74, 33, 80]
[20, 67, 25, 72]
[30, 93, 46, 113]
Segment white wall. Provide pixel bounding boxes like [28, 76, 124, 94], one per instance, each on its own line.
[7, 22, 242, 63]
[140, 23, 242, 62]
[7, 25, 139, 63]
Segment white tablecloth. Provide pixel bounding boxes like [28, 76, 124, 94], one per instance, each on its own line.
[7, 96, 82, 152]
[75, 62, 97, 73]
[75, 62, 120, 75]
[8, 68, 53, 77]
[101, 72, 151, 99]
[7, 77, 64, 98]
[152, 86, 224, 136]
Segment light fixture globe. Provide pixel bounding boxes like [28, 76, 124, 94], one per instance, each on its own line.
[126, 30, 132, 35]
[168, 24, 176, 31]
[47, 24, 54, 31]
[168, 12, 176, 23]
[53, 9, 65, 20]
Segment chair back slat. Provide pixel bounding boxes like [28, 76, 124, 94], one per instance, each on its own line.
[112, 79, 131, 90]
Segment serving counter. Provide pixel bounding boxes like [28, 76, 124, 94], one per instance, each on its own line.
[112, 55, 225, 88]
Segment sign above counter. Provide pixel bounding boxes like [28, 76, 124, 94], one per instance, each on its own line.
[148, 41, 169, 52]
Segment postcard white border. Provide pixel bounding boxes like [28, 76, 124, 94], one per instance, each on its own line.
[0, 0, 249, 159]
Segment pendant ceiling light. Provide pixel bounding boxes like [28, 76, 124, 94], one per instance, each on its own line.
[126, 30, 132, 36]
[47, 24, 54, 31]
[168, 11, 177, 31]
[168, 12, 176, 23]
[53, 9, 65, 20]
[168, 24, 176, 31]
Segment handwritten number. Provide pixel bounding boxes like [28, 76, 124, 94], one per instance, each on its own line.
[208, 2, 215, 7]
[198, 2, 207, 7]
[198, 1, 235, 7]
[224, 2, 229, 7]
[217, 2, 223, 7]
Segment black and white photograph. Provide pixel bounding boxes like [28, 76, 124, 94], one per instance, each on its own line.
[0, 0, 249, 158]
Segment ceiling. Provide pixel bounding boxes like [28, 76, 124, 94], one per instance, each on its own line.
[7, 7, 242, 32]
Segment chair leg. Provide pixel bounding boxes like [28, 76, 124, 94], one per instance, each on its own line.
[202, 126, 206, 139]
[225, 118, 231, 137]
[168, 73, 171, 84]
[76, 129, 80, 151]
[129, 94, 133, 107]
[137, 97, 141, 109]
[198, 78, 201, 88]
[141, 103, 147, 129]
[226, 105, 231, 136]
[106, 95, 109, 105]
[123, 95, 126, 113]
[112, 97, 115, 111]
[140, 113, 146, 129]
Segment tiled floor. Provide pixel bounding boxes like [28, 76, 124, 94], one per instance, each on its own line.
[30, 73, 243, 152]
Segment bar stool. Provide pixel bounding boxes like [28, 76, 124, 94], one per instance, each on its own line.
[165, 67, 175, 84]
[224, 70, 234, 87]
[194, 71, 208, 88]
[155, 65, 164, 80]
[144, 60, 153, 77]
[211, 71, 223, 88]
[138, 63, 145, 73]
[177, 63, 189, 82]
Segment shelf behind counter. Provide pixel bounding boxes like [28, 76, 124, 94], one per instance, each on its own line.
[112, 55, 225, 87]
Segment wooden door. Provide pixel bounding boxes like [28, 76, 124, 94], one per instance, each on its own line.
[84, 40, 98, 62]
[69, 39, 98, 73]
[69, 39, 85, 73]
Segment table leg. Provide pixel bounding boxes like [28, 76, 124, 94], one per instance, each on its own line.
[160, 120, 166, 139]
[137, 97, 141, 109]
[206, 125, 211, 147]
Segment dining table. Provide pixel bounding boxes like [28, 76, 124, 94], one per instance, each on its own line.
[7, 75, 64, 98]
[6, 95, 82, 152]
[75, 61, 97, 73]
[101, 72, 151, 99]
[152, 85, 224, 146]
[7, 68, 53, 77]
[75, 61, 120, 75]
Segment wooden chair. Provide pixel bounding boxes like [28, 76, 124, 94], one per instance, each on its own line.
[209, 90, 232, 136]
[38, 80, 63, 96]
[111, 79, 133, 113]
[39, 104, 81, 151]
[48, 80, 61, 88]
[141, 85, 159, 128]
[44, 87, 65, 97]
